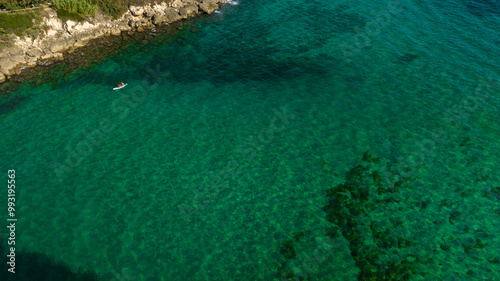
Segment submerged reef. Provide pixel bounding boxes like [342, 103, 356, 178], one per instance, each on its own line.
[322, 151, 418, 280]
[274, 230, 327, 281]
[272, 149, 499, 280]
[320, 150, 498, 280]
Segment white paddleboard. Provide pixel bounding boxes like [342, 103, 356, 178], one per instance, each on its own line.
[113, 83, 128, 90]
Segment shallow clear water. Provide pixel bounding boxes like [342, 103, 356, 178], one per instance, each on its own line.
[1, 0, 499, 280]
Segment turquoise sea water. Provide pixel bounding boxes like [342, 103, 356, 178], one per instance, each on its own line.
[1, 0, 499, 280]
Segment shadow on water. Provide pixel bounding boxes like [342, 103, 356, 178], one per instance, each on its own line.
[0, 95, 28, 117]
[157, 3, 364, 85]
[163, 52, 338, 85]
[464, 0, 500, 16]
[0, 242, 101, 281]
[80, 21, 346, 87]
[1, 2, 368, 112]
[396, 53, 420, 64]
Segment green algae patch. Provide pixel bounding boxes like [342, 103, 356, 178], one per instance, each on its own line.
[320, 149, 499, 280]
[279, 239, 297, 260]
[323, 152, 419, 280]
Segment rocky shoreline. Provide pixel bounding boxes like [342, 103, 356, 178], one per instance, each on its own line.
[0, 0, 226, 84]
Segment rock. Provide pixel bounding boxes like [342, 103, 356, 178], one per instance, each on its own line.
[0, 0, 225, 84]
[199, 1, 219, 13]
[0, 58, 17, 75]
[129, 6, 145, 17]
[203, 0, 221, 6]
[5, 45, 24, 56]
[74, 40, 89, 48]
[40, 53, 63, 62]
[26, 61, 37, 67]
[41, 52, 62, 60]
[50, 38, 76, 53]
[89, 28, 105, 39]
[189, 3, 200, 12]
[165, 9, 182, 22]
[170, 0, 187, 8]
[152, 14, 166, 25]
[131, 20, 140, 29]
[179, 4, 199, 18]
[111, 28, 121, 36]
[26, 48, 44, 57]
[10, 55, 27, 64]
[120, 22, 132, 31]
[49, 41, 64, 53]
[25, 55, 36, 61]
[37, 59, 53, 66]
[13, 67, 22, 75]
[24, 56, 37, 64]
[198, 2, 210, 13]
[53, 53, 63, 60]
[39, 40, 52, 53]
[65, 20, 77, 35]
[179, 8, 188, 18]
[144, 7, 155, 18]
[98, 28, 108, 37]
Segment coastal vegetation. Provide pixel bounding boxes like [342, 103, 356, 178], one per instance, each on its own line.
[55, 6, 85, 21]
[0, 13, 33, 36]
[0, 0, 39, 10]
[0, 9, 43, 48]
[51, 0, 132, 19]
[0, 0, 178, 49]
[0, 0, 127, 48]
[52, 0, 96, 17]
[0, 0, 132, 19]
[0, 0, 220, 83]
[93, 0, 128, 19]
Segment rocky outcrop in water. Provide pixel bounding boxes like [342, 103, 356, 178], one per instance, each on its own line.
[0, 0, 226, 84]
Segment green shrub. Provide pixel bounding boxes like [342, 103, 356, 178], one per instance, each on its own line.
[0, 0, 42, 10]
[24, 25, 43, 40]
[0, 13, 33, 36]
[93, 0, 128, 19]
[56, 8, 85, 21]
[52, 0, 96, 17]
[0, 33, 15, 49]
[0, 1, 23, 10]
